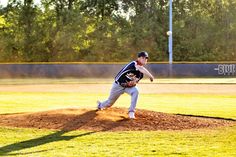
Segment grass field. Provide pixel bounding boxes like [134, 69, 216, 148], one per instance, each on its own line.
[0, 78, 236, 156]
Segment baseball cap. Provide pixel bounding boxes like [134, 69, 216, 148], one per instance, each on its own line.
[138, 51, 149, 59]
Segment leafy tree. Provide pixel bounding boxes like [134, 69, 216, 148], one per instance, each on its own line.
[0, 0, 235, 62]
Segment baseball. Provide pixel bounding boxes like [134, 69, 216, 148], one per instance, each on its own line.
[167, 31, 172, 36]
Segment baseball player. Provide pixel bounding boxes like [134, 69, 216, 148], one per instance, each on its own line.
[97, 51, 154, 119]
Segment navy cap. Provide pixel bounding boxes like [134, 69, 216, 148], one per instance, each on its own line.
[138, 51, 149, 59]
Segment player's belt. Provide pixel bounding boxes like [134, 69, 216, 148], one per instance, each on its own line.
[115, 81, 120, 85]
[115, 81, 127, 88]
[115, 81, 124, 87]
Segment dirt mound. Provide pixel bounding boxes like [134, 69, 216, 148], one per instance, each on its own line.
[0, 108, 234, 131]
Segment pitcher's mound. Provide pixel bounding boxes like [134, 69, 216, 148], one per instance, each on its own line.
[0, 108, 234, 131]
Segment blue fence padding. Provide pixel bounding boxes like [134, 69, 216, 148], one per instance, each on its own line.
[0, 63, 235, 78]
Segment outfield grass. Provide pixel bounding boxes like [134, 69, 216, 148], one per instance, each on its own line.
[0, 92, 235, 119]
[0, 79, 236, 156]
[0, 126, 235, 156]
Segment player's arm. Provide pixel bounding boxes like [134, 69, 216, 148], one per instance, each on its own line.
[135, 65, 154, 82]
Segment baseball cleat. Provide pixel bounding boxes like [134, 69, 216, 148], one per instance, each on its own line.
[97, 101, 104, 110]
[128, 112, 135, 119]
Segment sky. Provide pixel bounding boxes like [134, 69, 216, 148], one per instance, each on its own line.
[0, 0, 8, 6]
[0, 0, 41, 7]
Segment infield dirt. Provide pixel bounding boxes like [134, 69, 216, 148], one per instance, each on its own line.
[0, 107, 234, 131]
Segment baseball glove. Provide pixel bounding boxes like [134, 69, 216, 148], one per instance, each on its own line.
[120, 73, 139, 87]
[121, 80, 137, 88]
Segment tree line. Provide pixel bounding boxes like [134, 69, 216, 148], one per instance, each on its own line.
[0, 0, 236, 62]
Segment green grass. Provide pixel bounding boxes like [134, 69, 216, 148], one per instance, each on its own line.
[0, 126, 236, 156]
[0, 92, 236, 119]
[0, 80, 236, 156]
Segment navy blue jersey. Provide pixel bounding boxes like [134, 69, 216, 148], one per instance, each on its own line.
[115, 61, 143, 84]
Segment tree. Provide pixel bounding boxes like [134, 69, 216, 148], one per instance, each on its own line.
[0, 0, 236, 62]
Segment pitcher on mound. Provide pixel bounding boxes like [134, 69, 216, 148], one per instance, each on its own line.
[97, 51, 154, 119]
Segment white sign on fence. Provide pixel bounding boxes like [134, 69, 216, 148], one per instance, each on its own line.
[214, 64, 236, 75]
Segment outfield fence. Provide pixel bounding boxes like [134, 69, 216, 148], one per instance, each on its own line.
[0, 62, 235, 78]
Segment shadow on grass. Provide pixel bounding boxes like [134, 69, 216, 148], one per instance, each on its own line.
[175, 114, 236, 121]
[0, 110, 100, 156]
[0, 131, 96, 156]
